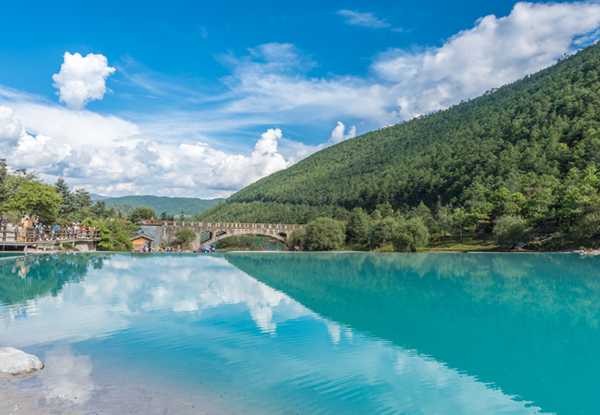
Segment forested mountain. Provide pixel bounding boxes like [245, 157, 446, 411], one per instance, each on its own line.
[99, 195, 225, 216]
[197, 42, 600, 247]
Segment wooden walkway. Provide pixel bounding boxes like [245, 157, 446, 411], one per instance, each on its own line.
[0, 226, 101, 251]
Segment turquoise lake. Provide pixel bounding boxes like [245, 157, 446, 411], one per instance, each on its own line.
[1, 252, 599, 414]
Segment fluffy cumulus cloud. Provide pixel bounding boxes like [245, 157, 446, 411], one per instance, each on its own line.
[372, 1, 600, 119]
[0, 97, 308, 197]
[52, 52, 116, 109]
[329, 121, 356, 145]
[0, 105, 71, 170]
[201, 128, 290, 190]
[337, 10, 390, 28]
[59, 127, 292, 196]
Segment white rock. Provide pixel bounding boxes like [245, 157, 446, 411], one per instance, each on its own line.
[0, 347, 44, 375]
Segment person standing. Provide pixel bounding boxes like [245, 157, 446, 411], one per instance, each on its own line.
[52, 224, 60, 240]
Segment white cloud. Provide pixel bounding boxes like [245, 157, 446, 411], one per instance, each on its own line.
[0, 102, 307, 197]
[3, 2, 600, 198]
[329, 121, 356, 145]
[217, 43, 397, 125]
[0, 105, 71, 170]
[209, 128, 291, 190]
[337, 10, 390, 28]
[52, 52, 116, 109]
[254, 128, 281, 155]
[3, 100, 139, 149]
[206, 2, 600, 131]
[39, 345, 95, 404]
[372, 2, 600, 119]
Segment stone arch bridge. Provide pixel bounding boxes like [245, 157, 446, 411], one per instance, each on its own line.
[138, 221, 306, 250]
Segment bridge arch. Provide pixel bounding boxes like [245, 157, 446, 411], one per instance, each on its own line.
[154, 221, 305, 250]
[200, 230, 286, 248]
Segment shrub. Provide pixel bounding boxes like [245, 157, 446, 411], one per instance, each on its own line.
[369, 217, 397, 251]
[346, 208, 369, 244]
[128, 206, 157, 222]
[287, 228, 307, 251]
[174, 229, 197, 248]
[216, 236, 241, 249]
[391, 217, 429, 252]
[573, 211, 600, 240]
[84, 218, 135, 252]
[493, 215, 528, 248]
[305, 218, 345, 251]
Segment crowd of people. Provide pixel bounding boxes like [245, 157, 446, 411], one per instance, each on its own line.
[199, 246, 216, 253]
[33, 222, 99, 241]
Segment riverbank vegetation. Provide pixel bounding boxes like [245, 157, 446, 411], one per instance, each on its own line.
[0, 161, 144, 252]
[197, 42, 600, 251]
[215, 235, 284, 251]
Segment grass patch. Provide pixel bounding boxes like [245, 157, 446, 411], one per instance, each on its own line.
[419, 235, 498, 253]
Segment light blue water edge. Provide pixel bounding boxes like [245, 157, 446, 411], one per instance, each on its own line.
[1, 252, 599, 414]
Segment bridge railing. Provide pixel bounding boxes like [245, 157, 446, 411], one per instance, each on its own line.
[139, 220, 306, 230]
[138, 220, 165, 226]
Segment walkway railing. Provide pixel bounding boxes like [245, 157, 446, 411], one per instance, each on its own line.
[138, 220, 306, 230]
[0, 225, 25, 243]
[0, 226, 101, 243]
[24, 228, 100, 242]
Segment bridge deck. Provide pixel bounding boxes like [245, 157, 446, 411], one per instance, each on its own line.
[138, 220, 305, 230]
[137, 220, 305, 250]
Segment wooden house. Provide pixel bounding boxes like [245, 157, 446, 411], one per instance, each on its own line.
[131, 235, 155, 251]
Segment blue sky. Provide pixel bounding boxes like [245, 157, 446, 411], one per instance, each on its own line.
[1, 1, 599, 198]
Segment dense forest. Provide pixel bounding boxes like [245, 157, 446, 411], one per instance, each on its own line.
[198, 42, 600, 249]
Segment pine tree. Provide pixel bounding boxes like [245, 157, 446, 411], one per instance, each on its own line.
[55, 178, 76, 220]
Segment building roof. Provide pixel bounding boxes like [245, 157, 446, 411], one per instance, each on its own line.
[130, 235, 155, 242]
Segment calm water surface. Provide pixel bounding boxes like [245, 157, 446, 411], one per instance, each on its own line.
[0, 252, 599, 414]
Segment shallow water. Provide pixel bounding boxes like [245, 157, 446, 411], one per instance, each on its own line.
[1, 252, 599, 414]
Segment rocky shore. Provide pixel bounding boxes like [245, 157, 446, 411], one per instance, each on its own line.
[0, 347, 236, 415]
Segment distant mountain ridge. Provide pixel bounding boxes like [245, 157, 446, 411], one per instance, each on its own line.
[89, 194, 113, 200]
[91, 195, 225, 216]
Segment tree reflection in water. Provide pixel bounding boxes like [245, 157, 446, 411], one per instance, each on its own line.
[0, 253, 110, 306]
[225, 252, 600, 415]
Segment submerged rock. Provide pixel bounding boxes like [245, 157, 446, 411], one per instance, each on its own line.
[0, 347, 44, 376]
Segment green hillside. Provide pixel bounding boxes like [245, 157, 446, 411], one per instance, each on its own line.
[198, 42, 600, 243]
[102, 195, 225, 217]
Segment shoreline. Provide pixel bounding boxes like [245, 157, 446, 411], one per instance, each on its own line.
[1, 373, 237, 415]
[0, 250, 587, 262]
[1, 378, 81, 415]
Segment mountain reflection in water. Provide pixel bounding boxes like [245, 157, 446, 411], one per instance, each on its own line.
[0, 252, 598, 414]
[225, 252, 600, 415]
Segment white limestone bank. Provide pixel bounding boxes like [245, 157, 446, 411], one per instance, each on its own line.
[0, 347, 44, 376]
